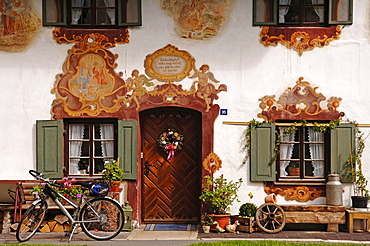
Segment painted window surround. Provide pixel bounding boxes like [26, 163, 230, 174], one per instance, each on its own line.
[250, 77, 354, 202]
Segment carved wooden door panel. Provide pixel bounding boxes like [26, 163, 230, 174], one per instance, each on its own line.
[140, 107, 202, 223]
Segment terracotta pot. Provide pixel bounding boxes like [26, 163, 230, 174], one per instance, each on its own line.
[110, 181, 121, 192]
[265, 193, 277, 204]
[288, 167, 300, 176]
[210, 214, 230, 230]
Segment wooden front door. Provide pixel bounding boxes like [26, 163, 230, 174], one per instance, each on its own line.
[140, 107, 202, 223]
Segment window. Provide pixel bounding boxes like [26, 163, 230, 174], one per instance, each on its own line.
[253, 0, 353, 26]
[278, 125, 327, 182]
[36, 119, 138, 179]
[250, 123, 355, 183]
[66, 119, 116, 176]
[42, 0, 142, 28]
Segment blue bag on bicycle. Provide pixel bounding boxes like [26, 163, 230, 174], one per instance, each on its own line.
[90, 184, 108, 196]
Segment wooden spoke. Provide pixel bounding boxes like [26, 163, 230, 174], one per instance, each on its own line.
[255, 203, 286, 233]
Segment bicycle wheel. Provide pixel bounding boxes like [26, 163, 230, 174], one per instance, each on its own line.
[16, 200, 48, 242]
[79, 197, 124, 240]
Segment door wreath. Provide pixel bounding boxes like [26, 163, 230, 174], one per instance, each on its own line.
[158, 128, 184, 160]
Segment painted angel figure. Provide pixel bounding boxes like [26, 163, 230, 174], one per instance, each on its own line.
[125, 69, 154, 110]
[189, 64, 220, 111]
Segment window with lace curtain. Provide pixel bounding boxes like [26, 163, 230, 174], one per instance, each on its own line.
[66, 119, 117, 176]
[42, 0, 142, 28]
[253, 0, 353, 26]
[278, 125, 328, 182]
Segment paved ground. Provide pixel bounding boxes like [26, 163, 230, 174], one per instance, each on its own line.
[1, 227, 370, 245]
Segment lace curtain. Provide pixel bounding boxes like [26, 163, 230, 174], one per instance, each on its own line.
[311, 0, 324, 22]
[70, 124, 85, 174]
[100, 124, 114, 159]
[308, 128, 325, 177]
[104, 0, 115, 24]
[279, 0, 291, 23]
[71, 0, 115, 25]
[279, 127, 296, 177]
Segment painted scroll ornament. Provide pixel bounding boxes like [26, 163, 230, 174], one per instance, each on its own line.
[158, 129, 184, 160]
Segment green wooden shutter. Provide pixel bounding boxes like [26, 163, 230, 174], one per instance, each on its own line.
[118, 120, 138, 180]
[250, 123, 276, 181]
[328, 0, 353, 25]
[253, 0, 277, 26]
[118, 0, 142, 26]
[36, 120, 63, 179]
[330, 123, 356, 182]
[42, 0, 67, 26]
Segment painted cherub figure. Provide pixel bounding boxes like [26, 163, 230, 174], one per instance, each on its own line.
[189, 64, 220, 111]
[125, 69, 154, 110]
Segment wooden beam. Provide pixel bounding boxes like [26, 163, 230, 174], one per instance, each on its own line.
[222, 121, 370, 127]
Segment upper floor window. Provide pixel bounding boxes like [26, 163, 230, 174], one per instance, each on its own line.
[253, 0, 353, 26]
[43, 0, 142, 29]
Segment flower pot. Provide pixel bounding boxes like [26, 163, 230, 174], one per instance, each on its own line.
[202, 225, 210, 233]
[287, 167, 300, 176]
[264, 194, 277, 204]
[210, 214, 231, 231]
[351, 196, 368, 208]
[110, 181, 121, 192]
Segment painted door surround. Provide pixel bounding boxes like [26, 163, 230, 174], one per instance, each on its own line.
[50, 39, 226, 222]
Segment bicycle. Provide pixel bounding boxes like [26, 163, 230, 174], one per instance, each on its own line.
[16, 170, 125, 242]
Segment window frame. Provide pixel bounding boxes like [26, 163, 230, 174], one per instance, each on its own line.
[64, 118, 118, 177]
[250, 123, 355, 183]
[36, 119, 138, 180]
[276, 125, 329, 182]
[253, 0, 353, 26]
[42, 0, 142, 28]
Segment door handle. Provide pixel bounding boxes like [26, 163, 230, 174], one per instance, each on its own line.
[144, 161, 154, 175]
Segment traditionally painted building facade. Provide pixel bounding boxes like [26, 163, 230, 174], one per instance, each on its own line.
[1, 0, 369, 225]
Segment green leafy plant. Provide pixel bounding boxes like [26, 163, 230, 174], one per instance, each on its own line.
[201, 213, 213, 226]
[32, 177, 88, 200]
[239, 203, 257, 218]
[346, 123, 369, 198]
[199, 175, 243, 215]
[31, 186, 43, 197]
[102, 160, 124, 182]
[287, 161, 299, 169]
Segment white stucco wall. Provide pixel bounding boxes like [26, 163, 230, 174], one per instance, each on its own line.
[1, 0, 370, 214]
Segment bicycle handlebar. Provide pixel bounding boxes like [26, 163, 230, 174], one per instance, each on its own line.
[29, 170, 64, 188]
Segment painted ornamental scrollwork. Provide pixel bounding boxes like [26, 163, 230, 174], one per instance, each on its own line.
[265, 185, 324, 202]
[257, 77, 344, 122]
[51, 43, 227, 119]
[260, 26, 342, 56]
[51, 33, 127, 118]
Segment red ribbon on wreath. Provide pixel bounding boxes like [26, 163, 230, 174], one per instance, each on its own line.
[165, 144, 175, 160]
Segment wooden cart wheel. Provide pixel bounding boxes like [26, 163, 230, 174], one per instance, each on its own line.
[255, 203, 286, 233]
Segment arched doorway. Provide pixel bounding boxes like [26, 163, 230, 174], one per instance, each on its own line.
[140, 107, 202, 223]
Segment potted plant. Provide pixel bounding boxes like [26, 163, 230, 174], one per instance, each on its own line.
[347, 126, 370, 208]
[231, 192, 257, 233]
[200, 213, 213, 233]
[102, 160, 124, 192]
[287, 161, 300, 176]
[199, 175, 243, 230]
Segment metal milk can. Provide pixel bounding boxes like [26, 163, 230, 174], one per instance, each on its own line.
[326, 173, 343, 206]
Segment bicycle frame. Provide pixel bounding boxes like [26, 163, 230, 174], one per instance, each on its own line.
[37, 183, 104, 225]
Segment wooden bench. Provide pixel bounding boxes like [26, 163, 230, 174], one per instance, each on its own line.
[0, 180, 82, 233]
[281, 205, 346, 232]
